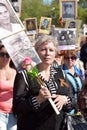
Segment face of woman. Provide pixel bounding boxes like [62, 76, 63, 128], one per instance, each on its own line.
[0, 47, 10, 66]
[37, 41, 56, 65]
[64, 56, 76, 68]
[0, 5, 10, 25]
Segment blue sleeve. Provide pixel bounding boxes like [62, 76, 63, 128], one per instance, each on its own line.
[75, 66, 85, 81]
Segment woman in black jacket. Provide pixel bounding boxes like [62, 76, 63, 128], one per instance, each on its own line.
[13, 35, 75, 130]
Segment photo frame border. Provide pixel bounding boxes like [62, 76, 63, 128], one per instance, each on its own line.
[52, 28, 76, 50]
[39, 16, 52, 34]
[59, 0, 78, 20]
[24, 17, 38, 35]
[65, 19, 82, 43]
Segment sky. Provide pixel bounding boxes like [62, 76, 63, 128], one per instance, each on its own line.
[43, 0, 53, 5]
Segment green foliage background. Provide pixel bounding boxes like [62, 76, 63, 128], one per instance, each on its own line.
[20, 0, 87, 27]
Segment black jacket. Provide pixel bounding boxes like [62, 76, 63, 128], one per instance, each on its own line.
[12, 67, 75, 130]
[80, 43, 87, 69]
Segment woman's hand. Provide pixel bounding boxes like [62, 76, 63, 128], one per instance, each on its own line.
[36, 86, 51, 104]
[51, 95, 68, 111]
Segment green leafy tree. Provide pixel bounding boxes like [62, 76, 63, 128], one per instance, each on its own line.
[20, 0, 87, 27]
[78, 0, 87, 9]
[78, 0, 87, 24]
[78, 7, 87, 25]
[21, 0, 52, 25]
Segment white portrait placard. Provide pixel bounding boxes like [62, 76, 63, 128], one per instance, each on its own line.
[0, 0, 24, 40]
[2, 31, 41, 71]
[52, 28, 76, 50]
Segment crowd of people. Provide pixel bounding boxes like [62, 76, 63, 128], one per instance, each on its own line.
[12, 35, 75, 130]
[12, 34, 87, 130]
[0, 37, 87, 130]
[0, 33, 87, 130]
[0, 1, 87, 130]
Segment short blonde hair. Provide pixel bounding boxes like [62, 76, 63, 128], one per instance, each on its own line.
[35, 34, 58, 51]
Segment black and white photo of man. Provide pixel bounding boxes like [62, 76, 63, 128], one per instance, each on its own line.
[41, 19, 49, 29]
[9, 0, 21, 17]
[68, 21, 76, 28]
[62, 2, 75, 19]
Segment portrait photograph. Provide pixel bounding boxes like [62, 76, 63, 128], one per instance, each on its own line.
[24, 17, 37, 35]
[0, 0, 24, 40]
[59, 0, 78, 20]
[52, 28, 76, 50]
[39, 17, 52, 34]
[9, 0, 22, 17]
[2, 31, 41, 71]
[65, 19, 82, 43]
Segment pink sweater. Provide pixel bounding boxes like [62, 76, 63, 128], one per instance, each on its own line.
[0, 77, 15, 113]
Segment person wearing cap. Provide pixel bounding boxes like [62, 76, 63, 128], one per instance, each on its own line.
[60, 50, 85, 114]
[63, 3, 74, 18]
[68, 21, 76, 28]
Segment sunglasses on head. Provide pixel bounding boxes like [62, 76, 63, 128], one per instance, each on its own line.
[64, 56, 76, 60]
[0, 52, 10, 58]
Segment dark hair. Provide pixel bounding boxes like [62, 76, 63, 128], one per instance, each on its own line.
[0, 45, 4, 50]
[68, 21, 76, 28]
[10, 60, 16, 69]
[0, 40, 16, 69]
[0, 40, 4, 50]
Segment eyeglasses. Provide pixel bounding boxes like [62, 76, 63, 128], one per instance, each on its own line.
[64, 56, 76, 60]
[0, 52, 10, 58]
